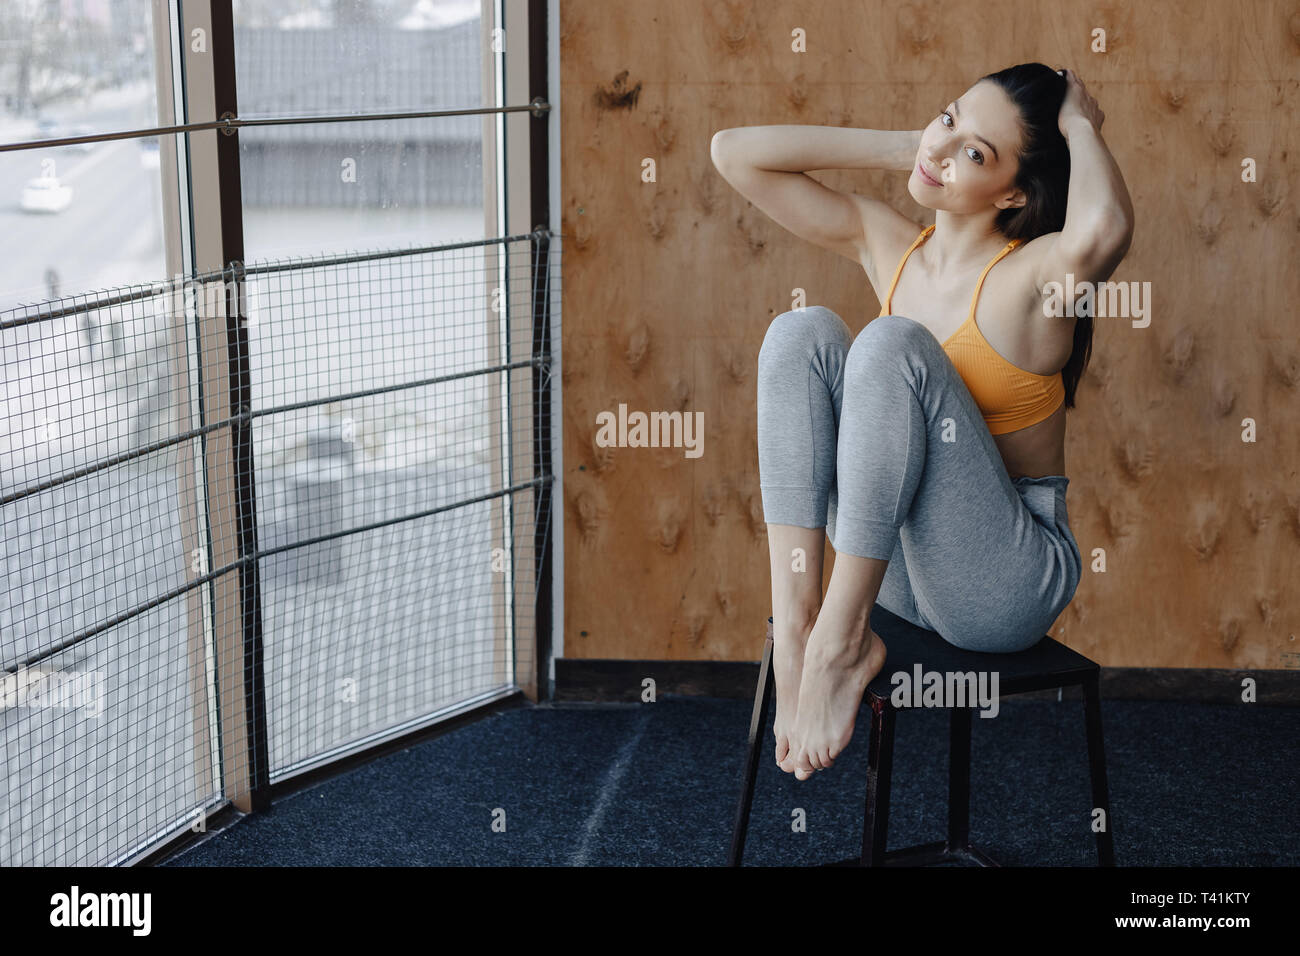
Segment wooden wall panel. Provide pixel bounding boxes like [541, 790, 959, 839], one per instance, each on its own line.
[559, 0, 1300, 668]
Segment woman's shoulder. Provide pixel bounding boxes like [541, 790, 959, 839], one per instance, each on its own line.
[988, 232, 1079, 373]
[1000, 229, 1067, 311]
[1011, 226, 1130, 302]
[857, 206, 927, 296]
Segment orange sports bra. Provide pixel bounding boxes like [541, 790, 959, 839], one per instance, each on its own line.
[877, 223, 1065, 436]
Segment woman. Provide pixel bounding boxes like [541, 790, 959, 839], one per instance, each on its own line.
[710, 64, 1133, 780]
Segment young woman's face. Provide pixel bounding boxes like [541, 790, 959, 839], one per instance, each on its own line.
[909, 80, 1026, 215]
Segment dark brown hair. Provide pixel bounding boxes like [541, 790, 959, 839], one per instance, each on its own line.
[980, 62, 1090, 410]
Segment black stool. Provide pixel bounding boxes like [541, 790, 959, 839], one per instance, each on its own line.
[728, 604, 1115, 866]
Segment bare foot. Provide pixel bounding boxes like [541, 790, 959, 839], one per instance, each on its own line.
[772, 613, 815, 770]
[779, 622, 887, 779]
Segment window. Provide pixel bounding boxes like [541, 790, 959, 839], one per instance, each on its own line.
[0, 0, 552, 866]
[0, 0, 168, 310]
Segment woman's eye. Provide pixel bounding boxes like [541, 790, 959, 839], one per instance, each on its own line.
[940, 110, 953, 127]
[966, 146, 984, 165]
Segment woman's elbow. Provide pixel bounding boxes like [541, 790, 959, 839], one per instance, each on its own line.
[1107, 210, 1134, 258]
[1062, 212, 1132, 268]
[1081, 207, 1132, 256]
[710, 129, 735, 170]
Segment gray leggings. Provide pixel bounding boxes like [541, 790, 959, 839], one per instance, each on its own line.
[757, 307, 1083, 653]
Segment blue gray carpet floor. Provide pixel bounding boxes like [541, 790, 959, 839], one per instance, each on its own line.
[166, 694, 1298, 866]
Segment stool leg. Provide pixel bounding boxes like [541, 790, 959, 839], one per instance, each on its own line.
[947, 705, 972, 852]
[1082, 671, 1115, 866]
[727, 619, 775, 866]
[861, 697, 896, 866]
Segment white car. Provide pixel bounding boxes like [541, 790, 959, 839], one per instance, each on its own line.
[20, 176, 73, 213]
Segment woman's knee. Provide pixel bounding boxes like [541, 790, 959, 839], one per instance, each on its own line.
[759, 306, 852, 367]
[853, 313, 932, 354]
[843, 313, 934, 382]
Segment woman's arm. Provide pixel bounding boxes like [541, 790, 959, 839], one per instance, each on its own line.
[710, 126, 922, 265]
[1031, 70, 1135, 296]
[712, 125, 921, 173]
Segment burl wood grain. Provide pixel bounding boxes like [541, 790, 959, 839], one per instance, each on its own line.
[559, 0, 1300, 668]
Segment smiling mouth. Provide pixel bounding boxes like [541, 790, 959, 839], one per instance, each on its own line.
[916, 163, 942, 187]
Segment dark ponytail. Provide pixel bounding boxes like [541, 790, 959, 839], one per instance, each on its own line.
[981, 62, 1090, 411]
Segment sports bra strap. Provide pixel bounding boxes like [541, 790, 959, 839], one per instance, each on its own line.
[880, 223, 1022, 319]
[967, 236, 1023, 321]
[880, 224, 934, 314]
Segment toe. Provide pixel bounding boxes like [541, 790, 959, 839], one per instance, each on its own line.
[781, 743, 812, 777]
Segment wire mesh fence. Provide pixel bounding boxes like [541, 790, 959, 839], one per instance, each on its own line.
[0, 230, 557, 865]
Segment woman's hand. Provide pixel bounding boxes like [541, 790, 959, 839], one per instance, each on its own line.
[1057, 68, 1104, 138]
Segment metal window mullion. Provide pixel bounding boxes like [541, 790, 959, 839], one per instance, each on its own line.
[214, 4, 271, 814]
[497, 0, 517, 690]
[527, 0, 553, 703]
[183, 0, 270, 816]
[148, 0, 226, 836]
